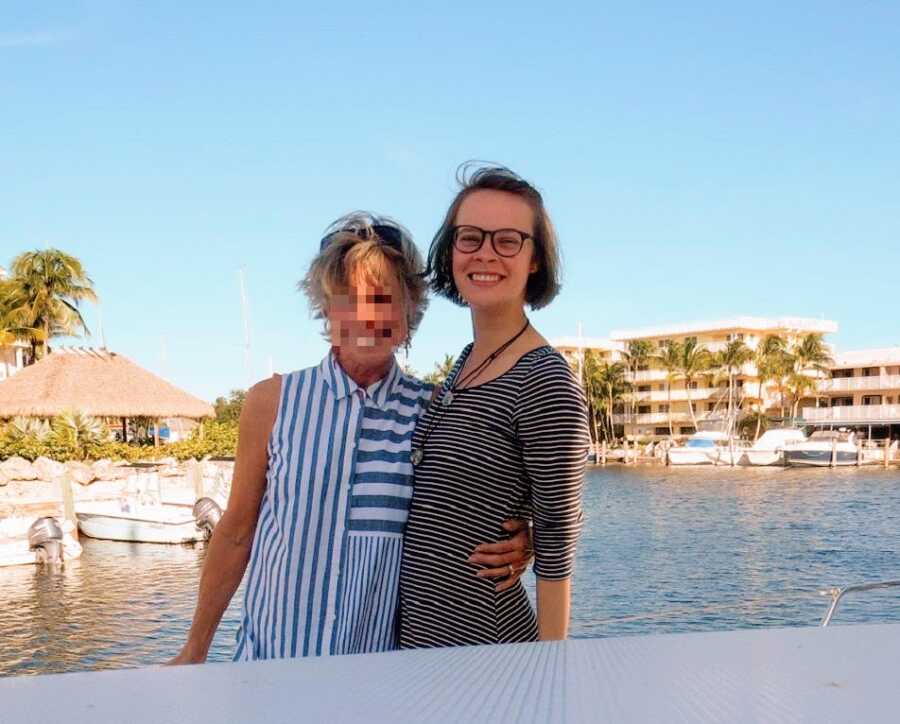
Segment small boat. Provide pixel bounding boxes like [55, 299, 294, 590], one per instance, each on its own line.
[0, 516, 82, 568]
[75, 500, 213, 544]
[744, 428, 807, 466]
[667, 431, 730, 465]
[783, 430, 874, 467]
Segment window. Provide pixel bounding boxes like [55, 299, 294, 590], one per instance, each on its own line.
[654, 427, 669, 436]
[658, 404, 669, 413]
[863, 367, 879, 377]
[832, 369, 854, 378]
[638, 385, 651, 392]
[679, 426, 696, 435]
[638, 405, 651, 414]
[862, 395, 882, 406]
[684, 336, 697, 345]
[832, 397, 853, 407]
[707, 403, 715, 411]
[689, 381, 699, 389]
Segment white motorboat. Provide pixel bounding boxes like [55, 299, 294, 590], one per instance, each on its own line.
[0, 516, 82, 568]
[783, 429, 876, 467]
[744, 428, 807, 466]
[667, 431, 730, 465]
[74, 498, 222, 544]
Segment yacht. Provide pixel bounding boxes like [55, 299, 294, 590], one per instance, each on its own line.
[744, 428, 807, 466]
[667, 431, 730, 465]
[783, 429, 868, 467]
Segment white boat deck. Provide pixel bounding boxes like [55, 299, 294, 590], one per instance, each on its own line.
[2, 623, 896, 723]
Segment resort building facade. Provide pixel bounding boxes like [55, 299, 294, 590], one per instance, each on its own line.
[0, 341, 30, 382]
[803, 347, 900, 439]
[607, 317, 839, 442]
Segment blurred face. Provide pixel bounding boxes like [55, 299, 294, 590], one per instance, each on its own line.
[451, 189, 538, 311]
[327, 267, 407, 366]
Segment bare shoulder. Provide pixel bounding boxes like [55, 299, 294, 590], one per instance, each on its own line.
[240, 374, 283, 430]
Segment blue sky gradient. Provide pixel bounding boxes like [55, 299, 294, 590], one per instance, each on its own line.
[3, 2, 898, 400]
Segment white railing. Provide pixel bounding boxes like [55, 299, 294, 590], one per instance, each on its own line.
[801, 404, 900, 423]
[818, 375, 900, 393]
[613, 412, 694, 425]
[632, 369, 669, 383]
[633, 388, 722, 403]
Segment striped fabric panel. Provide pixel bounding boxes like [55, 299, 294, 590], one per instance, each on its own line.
[332, 534, 404, 654]
[348, 383, 427, 534]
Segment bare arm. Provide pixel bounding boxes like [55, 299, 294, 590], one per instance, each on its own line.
[537, 578, 571, 640]
[169, 376, 280, 664]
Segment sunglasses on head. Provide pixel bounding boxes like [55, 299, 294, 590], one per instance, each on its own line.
[319, 224, 404, 252]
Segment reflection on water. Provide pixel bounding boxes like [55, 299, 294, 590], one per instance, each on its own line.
[2, 466, 900, 677]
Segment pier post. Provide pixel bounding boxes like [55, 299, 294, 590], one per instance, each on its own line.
[58, 471, 77, 541]
[623, 438, 629, 465]
[188, 458, 204, 501]
[856, 444, 863, 467]
[729, 437, 736, 467]
[884, 439, 890, 469]
[830, 438, 837, 468]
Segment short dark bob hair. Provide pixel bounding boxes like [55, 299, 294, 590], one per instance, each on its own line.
[427, 163, 562, 310]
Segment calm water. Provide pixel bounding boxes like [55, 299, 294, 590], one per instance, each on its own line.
[3, 465, 900, 677]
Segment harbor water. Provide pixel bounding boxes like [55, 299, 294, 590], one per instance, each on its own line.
[2, 465, 900, 677]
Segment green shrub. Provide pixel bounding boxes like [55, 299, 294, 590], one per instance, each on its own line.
[0, 417, 238, 462]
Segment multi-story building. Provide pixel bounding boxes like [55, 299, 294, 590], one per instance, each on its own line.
[552, 335, 622, 375]
[803, 347, 900, 440]
[0, 341, 30, 382]
[0, 264, 31, 382]
[609, 317, 838, 441]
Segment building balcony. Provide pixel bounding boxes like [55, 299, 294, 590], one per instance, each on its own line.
[633, 387, 725, 403]
[818, 375, 900, 393]
[613, 412, 695, 425]
[801, 404, 900, 425]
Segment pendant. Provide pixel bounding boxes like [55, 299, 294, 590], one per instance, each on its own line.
[441, 390, 454, 407]
[410, 448, 424, 466]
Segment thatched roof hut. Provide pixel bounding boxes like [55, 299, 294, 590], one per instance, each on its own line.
[0, 347, 214, 420]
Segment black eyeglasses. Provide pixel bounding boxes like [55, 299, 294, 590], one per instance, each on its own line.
[320, 224, 404, 252]
[452, 225, 532, 258]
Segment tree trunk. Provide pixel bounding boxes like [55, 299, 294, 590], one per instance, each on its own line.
[667, 379, 674, 439]
[755, 375, 765, 440]
[685, 375, 697, 428]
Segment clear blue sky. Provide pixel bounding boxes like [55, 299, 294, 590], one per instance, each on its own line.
[3, 2, 898, 401]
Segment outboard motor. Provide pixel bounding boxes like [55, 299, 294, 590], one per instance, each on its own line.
[28, 517, 65, 564]
[193, 497, 223, 539]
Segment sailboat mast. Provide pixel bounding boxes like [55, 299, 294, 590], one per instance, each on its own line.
[239, 268, 253, 389]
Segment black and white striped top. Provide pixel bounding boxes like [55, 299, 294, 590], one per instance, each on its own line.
[399, 345, 589, 649]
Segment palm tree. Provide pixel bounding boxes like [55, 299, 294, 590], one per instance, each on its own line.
[423, 353, 456, 386]
[713, 340, 753, 428]
[3, 249, 98, 361]
[788, 333, 834, 421]
[655, 340, 682, 439]
[677, 338, 712, 429]
[754, 335, 788, 439]
[621, 339, 654, 423]
[595, 360, 631, 443]
[578, 350, 606, 446]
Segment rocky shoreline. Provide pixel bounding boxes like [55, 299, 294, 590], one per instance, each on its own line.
[0, 456, 234, 518]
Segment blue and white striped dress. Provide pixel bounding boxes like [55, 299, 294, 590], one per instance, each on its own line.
[233, 352, 431, 660]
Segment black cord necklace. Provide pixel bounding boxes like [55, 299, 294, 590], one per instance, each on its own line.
[410, 318, 530, 467]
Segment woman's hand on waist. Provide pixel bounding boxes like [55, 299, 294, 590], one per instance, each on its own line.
[467, 518, 533, 592]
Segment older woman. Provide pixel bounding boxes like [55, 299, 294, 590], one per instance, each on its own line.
[170, 212, 530, 663]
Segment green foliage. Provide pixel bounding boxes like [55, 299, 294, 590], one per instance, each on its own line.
[214, 389, 246, 423]
[423, 354, 456, 386]
[2, 248, 98, 359]
[0, 416, 238, 462]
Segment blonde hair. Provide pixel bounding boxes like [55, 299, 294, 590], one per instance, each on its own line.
[299, 212, 428, 342]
